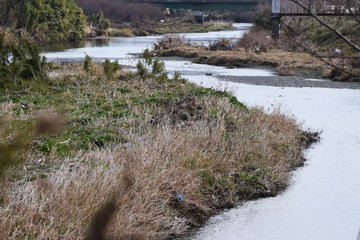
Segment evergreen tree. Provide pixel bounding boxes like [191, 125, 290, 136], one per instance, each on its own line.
[0, 0, 87, 42]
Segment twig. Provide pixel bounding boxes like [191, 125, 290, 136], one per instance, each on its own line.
[283, 27, 359, 79]
[290, 0, 360, 52]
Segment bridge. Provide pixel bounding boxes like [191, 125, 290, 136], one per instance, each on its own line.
[130, 0, 268, 10]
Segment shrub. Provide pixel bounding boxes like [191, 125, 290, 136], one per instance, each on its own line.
[0, 0, 87, 42]
[83, 54, 93, 74]
[88, 11, 111, 35]
[136, 49, 168, 81]
[238, 28, 275, 52]
[0, 32, 47, 86]
[103, 59, 120, 80]
[155, 35, 189, 50]
[209, 38, 234, 51]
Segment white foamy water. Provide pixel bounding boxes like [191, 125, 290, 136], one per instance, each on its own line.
[189, 79, 360, 240]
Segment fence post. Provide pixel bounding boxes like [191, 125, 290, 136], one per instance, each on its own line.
[272, 0, 281, 39]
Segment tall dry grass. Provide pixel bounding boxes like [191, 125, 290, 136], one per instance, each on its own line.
[0, 64, 310, 239]
[0, 108, 304, 239]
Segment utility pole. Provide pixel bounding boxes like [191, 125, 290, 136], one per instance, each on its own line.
[272, 0, 281, 39]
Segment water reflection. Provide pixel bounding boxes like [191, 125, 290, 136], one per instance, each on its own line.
[42, 23, 252, 57]
[42, 38, 111, 52]
[41, 23, 275, 78]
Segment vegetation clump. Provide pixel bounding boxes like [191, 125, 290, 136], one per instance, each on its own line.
[0, 53, 317, 239]
[103, 59, 120, 80]
[0, 0, 87, 42]
[87, 11, 111, 37]
[83, 54, 93, 74]
[0, 32, 47, 87]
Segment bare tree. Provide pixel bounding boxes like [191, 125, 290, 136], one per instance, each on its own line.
[281, 0, 360, 80]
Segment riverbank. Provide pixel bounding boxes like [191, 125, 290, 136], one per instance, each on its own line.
[219, 75, 360, 89]
[0, 60, 318, 239]
[154, 28, 360, 82]
[105, 19, 234, 37]
[156, 45, 328, 79]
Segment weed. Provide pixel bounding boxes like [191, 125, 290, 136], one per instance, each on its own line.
[83, 54, 93, 74]
[136, 49, 168, 81]
[0, 33, 47, 87]
[103, 59, 120, 80]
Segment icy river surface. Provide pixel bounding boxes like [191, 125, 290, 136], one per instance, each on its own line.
[43, 23, 360, 240]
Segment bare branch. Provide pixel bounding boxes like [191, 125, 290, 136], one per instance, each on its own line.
[290, 0, 360, 52]
[347, 0, 360, 23]
[283, 25, 360, 79]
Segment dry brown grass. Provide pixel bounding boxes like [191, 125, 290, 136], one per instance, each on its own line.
[157, 46, 323, 70]
[203, 20, 231, 28]
[0, 110, 304, 239]
[0, 65, 311, 239]
[155, 32, 328, 78]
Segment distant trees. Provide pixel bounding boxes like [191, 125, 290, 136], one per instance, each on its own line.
[0, 0, 87, 42]
[76, 0, 163, 24]
[89, 12, 111, 29]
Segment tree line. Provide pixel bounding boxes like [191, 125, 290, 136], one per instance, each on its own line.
[76, 0, 163, 24]
[0, 0, 87, 42]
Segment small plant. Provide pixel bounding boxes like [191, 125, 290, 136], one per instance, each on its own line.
[136, 61, 148, 80]
[136, 48, 168, 81]
[172, 71, 183, 82]
[103, 59, 120, 80]
[83, 54, 93, 74]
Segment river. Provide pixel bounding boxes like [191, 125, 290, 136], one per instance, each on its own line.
[43, 24, 360, 240]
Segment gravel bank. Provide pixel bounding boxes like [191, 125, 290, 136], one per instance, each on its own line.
[219, 75, 360, 90]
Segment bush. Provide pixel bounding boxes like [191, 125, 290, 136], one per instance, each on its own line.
[83, 54, 93, 74]
[155, 35, 188, 50]
[103, 59, 120, 80]
[136, 49, 168, 81]
[88, 11, 111, 35]
[0, 0, 87, 42]
[238, 28, 274, 53]
[0, 33, 47, 86]
[209, 38, 234, 51]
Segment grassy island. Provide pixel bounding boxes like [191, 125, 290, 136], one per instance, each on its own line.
[0, 50, 318, 239]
